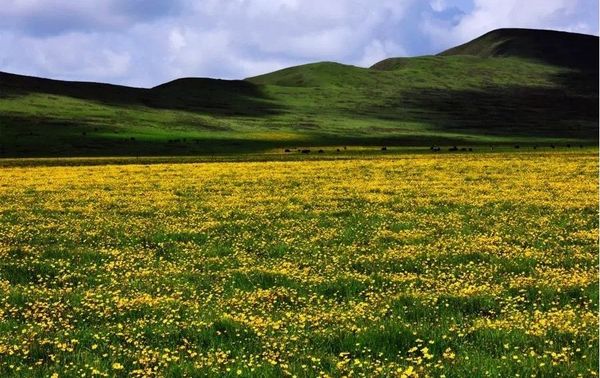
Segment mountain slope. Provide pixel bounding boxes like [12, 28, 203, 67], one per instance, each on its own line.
[0, 71, 145, 104]
[246, 62, 370, 87]
[0, 28, 597, 157]
[0, 71, 279, 116]
[438, 28, 599, 70]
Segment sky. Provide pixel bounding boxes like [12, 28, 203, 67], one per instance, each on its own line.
[0, 0, 597, 87]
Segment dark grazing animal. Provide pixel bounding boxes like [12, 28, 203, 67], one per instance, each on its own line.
[301, 149, 310, 154]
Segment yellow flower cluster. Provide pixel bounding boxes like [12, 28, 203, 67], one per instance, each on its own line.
[0, 151, 597, 377]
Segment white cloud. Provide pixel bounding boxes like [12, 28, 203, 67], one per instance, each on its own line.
[357, 39, 407, 67]
[430, 0, 448, 12]
[423, 0, 598, 48]
[0, 0, 596, 86]
[0, 31, 132, 82]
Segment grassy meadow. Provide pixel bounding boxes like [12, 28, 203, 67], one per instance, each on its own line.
[0, 150, 597, 377]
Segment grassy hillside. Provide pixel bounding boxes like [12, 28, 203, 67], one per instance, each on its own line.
[0, 28, 597, 157]
[438, 28, 599, 70]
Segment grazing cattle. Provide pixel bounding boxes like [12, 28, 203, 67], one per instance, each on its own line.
[301, 149, 310, 154]
[468, 148, 473, 152]
[381, 147, 387, 151]
[449, 146, 458, 151]
[284, 149, 291, 153]
[514, 145, 520, 149]
[336, 149, 341, 152]
[318, 149, 324, 153]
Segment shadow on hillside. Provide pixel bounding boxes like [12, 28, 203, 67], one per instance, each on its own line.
[0, 73, 284, 117]
[550, 69, 599, 96]
[146, 78, 284, 117]
[0, 123, 288, 158]
[0, 111, 514, 158]
[362, 70, 599, 140]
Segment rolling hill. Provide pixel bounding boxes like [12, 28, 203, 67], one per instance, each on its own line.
[0, 28, 597, 157]
[438, 28, 599, 70]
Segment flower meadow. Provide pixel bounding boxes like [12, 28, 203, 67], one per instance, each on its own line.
[0, 151, 598, 377]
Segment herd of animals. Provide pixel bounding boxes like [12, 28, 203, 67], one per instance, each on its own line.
[283, 144, 586, 154]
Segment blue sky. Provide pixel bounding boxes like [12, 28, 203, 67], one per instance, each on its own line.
[0, 0, 597, 87]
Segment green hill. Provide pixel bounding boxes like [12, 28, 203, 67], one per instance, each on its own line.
[0, 28, 597, 157]
[438, 28, 599, 70]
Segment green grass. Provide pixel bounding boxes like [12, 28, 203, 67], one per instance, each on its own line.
[438, 28, 599, 70]
[0, 29, 597, 157]
[0, 151, 597, 377]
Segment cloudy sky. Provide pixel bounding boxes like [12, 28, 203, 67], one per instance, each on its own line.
[0, 0, 597, 87]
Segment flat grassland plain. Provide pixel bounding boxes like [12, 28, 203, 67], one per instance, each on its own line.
[0, 150, 598, 377]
